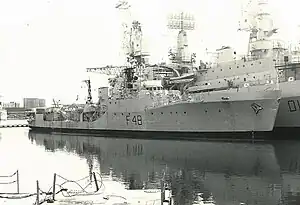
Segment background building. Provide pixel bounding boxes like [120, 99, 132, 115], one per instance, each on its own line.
[23, 98, 46, 109]
[3, 102, 20, 108]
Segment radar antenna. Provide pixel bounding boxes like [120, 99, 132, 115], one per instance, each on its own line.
[167, 12, 196, 65]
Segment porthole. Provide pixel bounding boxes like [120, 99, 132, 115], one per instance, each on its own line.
[184, 112, 187, 114]
[151, 112, 153, 115]
[161, 112, 163, 114]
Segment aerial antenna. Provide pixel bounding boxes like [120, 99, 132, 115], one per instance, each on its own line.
[115, 0, 133, 65]
[167, 12, 195, 65]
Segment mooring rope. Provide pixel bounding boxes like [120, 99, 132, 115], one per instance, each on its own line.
[0, 171, 17, 178]
[0, 193, 37, 199]
[35, 172, 109, 205]
[0, 180, 17, 185]
[0, 171, 128, 205]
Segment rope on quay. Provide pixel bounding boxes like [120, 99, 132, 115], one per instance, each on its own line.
[0, 180, 17, 185]
[34, 172, 110, 205]
[0, 171, 17, 178]
[0, 170, 130, 205]
[0, 193, 37, 199]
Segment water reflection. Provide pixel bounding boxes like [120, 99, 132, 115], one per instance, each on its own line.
[27, 132, 300, 205]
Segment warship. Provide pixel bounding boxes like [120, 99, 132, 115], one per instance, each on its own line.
[238, 0, 300, 130]
[28, 1, 281, 138]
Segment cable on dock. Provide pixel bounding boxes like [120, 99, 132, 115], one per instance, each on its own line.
[34, 172, 111, 205]
[0, 170, 157, 205]
[0, 170, 17, 178]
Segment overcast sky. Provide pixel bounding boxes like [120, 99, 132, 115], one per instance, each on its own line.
[0, 0, 299, 106]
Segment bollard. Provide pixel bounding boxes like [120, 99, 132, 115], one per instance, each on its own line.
[52, 173, 56, 201]
[93, 172, 99, 191]
[36, 180, 39, 205]
[16, 170, 19, 194]
[160, 180, 165, 205]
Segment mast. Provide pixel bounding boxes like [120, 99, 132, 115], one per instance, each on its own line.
[238, 0, 279, 58]
[115, 0, 149, 91]
[167, 12, 195, 65]
[82, 79, 92, 104]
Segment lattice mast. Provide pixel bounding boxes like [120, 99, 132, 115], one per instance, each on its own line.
[167, 12, 195, 64]
[86, 0, 148, 95]
[238, 0, 278, 57]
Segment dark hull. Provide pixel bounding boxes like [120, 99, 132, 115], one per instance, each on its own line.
[28, 125, 277, 142]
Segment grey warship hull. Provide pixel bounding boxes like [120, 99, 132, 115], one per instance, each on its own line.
[29, 86, 281, 139]
[274, 80, 300, 130]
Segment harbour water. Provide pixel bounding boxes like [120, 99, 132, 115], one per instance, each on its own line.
[0, 127, 300, 205]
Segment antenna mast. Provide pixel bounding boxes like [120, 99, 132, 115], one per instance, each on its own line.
[116, 0, 132, 65]
[238, 0, 279, 56]
[167, 12, 195, 65]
